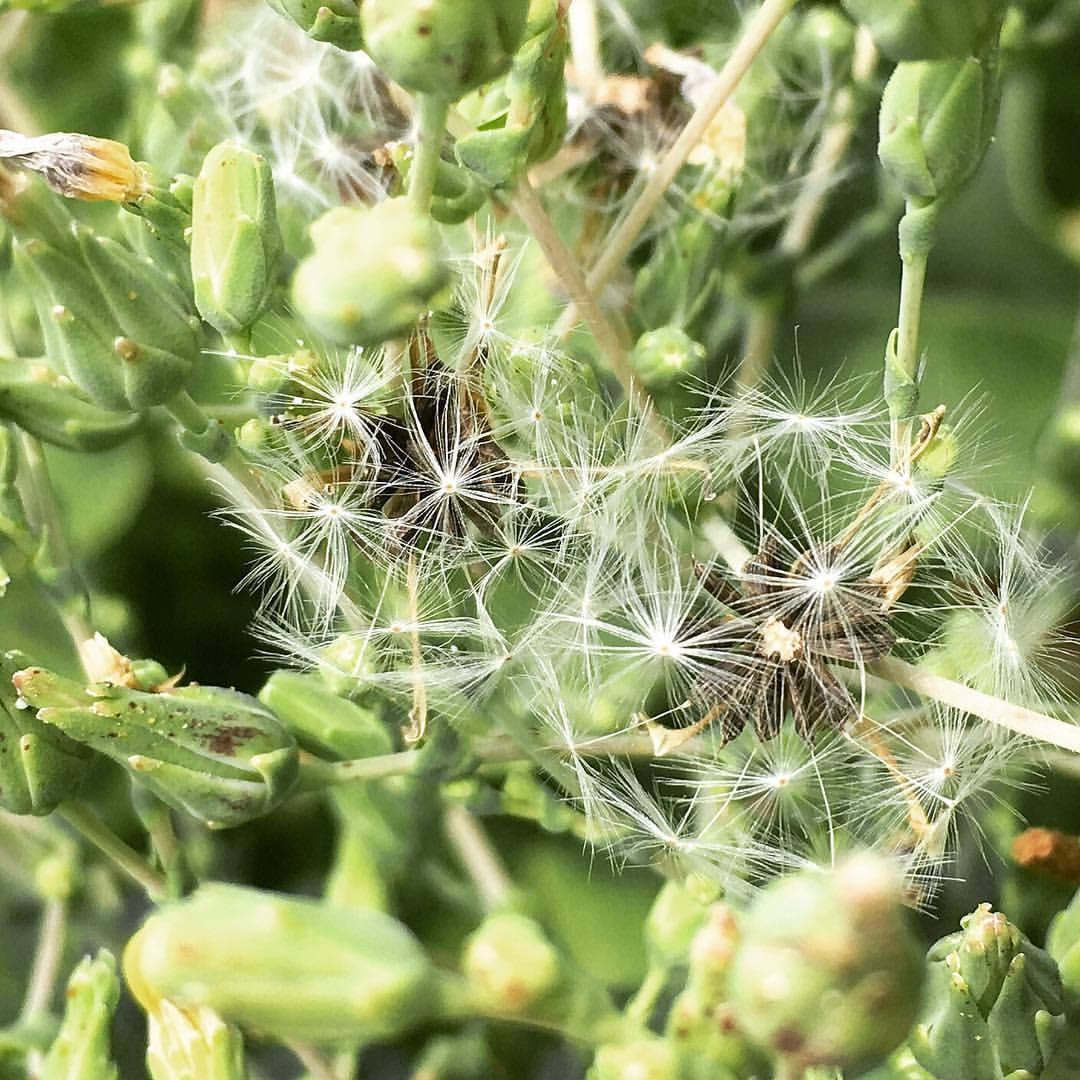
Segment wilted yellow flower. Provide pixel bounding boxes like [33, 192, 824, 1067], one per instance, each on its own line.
[0, 129, 149, 203]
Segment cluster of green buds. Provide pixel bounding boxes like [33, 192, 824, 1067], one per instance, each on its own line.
[12, 665, 298, 829]
[0, 650, 92, 816]
[124, 883, 438, 1043]
[190, 141, 282, 337]
[902, 903, 1068, 1078]
[119, 175, 194, 292]
[455, 0, 570, 188]
[843, 0, 1008, 60]
[726, 855, 924, 1073]
[292, 198, 451, 345]
[266, 0, 364, 50]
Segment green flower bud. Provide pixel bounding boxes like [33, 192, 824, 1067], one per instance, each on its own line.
[292, 199, 451, 346]
[455, 0, 569, 187]
[0, 651, 92, 816]
[12, 225, 198, 411]
[12, 667, 298, 829]
[124, 884, 437, 1043]
[727, 854, 924, 1073]
[645, 881, 708, 967]
[0, 362, 142, 452]
[842, 0, 1007, 60]
[463, 913, 561, 1013]
[266, 0, 364, 49]
[41, 951, 120, 1080]
[362, 0, 529, 101]
[686, 904, 740, 1007]
[145, 1002, 246, 1080]
[258, 670, 392, 761]
[630, 327, 707, 388]
[878, 52, 1001, 205]
[587, 1039, 680, 1080]
[191, 142, 282, 336]
[910, 904, 1067, 1078]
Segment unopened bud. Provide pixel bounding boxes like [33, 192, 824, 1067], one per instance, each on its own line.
[630, 327, 706, 388]
[727, 854, 923, 1073]
[463, 913, 560, 1013]
[587, 1039, 679, 1080]
[191, 142, 282, 335]
[13, 667, 298, 829]
[879, 52, 1001, 205]
[362, 0, 529, 101]
[124, 883, 436, 1043]
[292, 199, 451, 346]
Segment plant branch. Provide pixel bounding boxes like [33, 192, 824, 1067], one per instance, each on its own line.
[19, 897, 66, 1024]
[56, 801, 167, 900]
[511, 176, 653, 419]
[556, 0, 797, 335]
[870, 656, 1080, 754]
[443, 802, 514, 911]
[409, 94, 449, 213]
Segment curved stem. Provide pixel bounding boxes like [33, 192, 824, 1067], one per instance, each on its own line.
[409, 94, 449, 214]
[444, 802, 514, 911]
[56, 800, 167, 900]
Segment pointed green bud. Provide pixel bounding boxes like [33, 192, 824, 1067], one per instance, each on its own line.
[842, 0, 1007, 60]
[0, 362, 141, 452]
[727, 854, 924, 1073]
[587, 1039, 679, 1080]
[41, 951, 120, 1080]
[292, 199, 451, 346]
[879, 51, 1001, 205]
[463, 913, 561, 1013]
[124, 884, 437, 1043]
[258, 670, 392, 761]
[145, 1002, 246, 1080]
[191, 142, 282, 335]
[630, 327, 707, 389]
[911, 904, 1067, 1078]
[266, 0, 364, 49]
[455, 0, 569, 187]
[361, 0, 529, 101]
[12, 667, 298, 829]
[0, 651, 92, 816]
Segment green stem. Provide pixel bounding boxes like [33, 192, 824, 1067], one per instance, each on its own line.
[56, 800, 167, 900]
[623, 965, 668, 1030]
[165, 388, 214, 436]
[443, 802, 514, 911]
[409, 94, 450, 213]
[19, 897, 66, 1024]
[889, 200, 939, 465]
